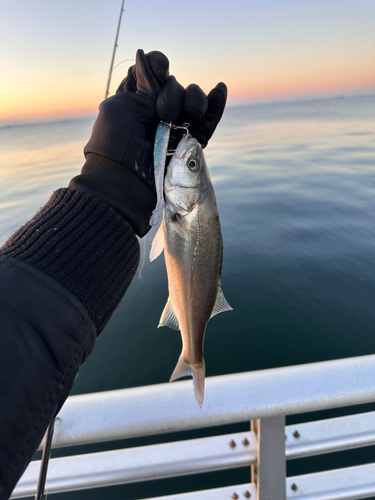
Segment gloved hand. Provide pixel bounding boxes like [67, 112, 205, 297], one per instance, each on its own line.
[169, 82, 227, 149]
[69, 49, 227, 237]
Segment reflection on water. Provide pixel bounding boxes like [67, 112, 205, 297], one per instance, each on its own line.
[0, 118, 95, 241]
[1, 95, 375, 499]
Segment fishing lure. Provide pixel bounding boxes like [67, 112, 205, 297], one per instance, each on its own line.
[149, 121, 171, 227]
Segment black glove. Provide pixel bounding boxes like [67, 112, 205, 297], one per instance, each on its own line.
[170, 82, 227, 149]
[69, 49, 227, 237]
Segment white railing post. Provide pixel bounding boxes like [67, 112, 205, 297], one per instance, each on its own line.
[251, 417, 286, 500]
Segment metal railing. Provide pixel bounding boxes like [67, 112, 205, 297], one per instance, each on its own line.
[12, 354, 375, 499]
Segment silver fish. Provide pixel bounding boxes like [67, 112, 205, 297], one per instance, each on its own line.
[150, 132, 232, 406]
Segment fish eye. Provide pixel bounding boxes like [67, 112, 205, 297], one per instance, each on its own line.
[187, 157, 199, 171]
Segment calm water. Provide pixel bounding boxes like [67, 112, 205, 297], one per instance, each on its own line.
[1, 95, 375, 499]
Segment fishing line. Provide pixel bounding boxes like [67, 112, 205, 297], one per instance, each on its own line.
[105, 58, 135, 96]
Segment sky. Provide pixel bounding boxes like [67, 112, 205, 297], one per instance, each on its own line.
[1, 0, 374, 121]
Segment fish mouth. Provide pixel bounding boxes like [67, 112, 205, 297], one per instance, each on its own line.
[175, 134, 200, 160]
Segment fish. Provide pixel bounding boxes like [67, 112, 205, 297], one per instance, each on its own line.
[150, 131, 232, 406]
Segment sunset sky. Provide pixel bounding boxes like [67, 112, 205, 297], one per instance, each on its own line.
[1, 0, 374, 121]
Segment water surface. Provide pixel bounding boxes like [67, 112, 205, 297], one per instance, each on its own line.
[1, 95, 375, 499]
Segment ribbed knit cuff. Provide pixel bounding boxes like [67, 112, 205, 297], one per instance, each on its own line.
[69, 153, 157, 237]
[0, 188, 140, 334]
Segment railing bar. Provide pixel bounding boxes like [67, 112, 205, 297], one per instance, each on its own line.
[38, 408, 375, 456]
[12, 432, 256, 498]
[43, 354, 375, 448]
[286, 410, 375, 459]
[134, 464, 375, 500]
[286, 462, 375, 499]
[134, 483, 257, 500]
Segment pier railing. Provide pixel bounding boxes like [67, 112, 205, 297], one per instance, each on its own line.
[12, 354, 375, 499]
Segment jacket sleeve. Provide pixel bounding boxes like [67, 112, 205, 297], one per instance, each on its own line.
[0, 188, 140, 499]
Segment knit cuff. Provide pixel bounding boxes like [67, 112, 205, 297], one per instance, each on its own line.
[69, 153, 157, 237]
[0, 188, 140, 333]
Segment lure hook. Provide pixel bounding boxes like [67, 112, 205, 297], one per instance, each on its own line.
[171, 122, 190, 134]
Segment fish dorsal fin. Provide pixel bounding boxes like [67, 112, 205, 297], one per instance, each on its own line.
[158, 298, 180, 330]
[171, 213, 191, 241]
[210, 287, 233, 319]
[150, 222, 165, 262]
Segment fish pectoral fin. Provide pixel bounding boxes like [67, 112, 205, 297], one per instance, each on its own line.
[158, 298, 180, 330]
[150, 222, 165, 262]
[170, 355, 205, 407]
[210, 286, 233, 319]
[170, 213, 191, 241]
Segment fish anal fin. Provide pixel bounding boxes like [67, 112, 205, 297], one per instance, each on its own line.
[171, 213, 191, 241]
[170, 354, 205, 407]
[150, 222, 165, 262]
[158, 298, 180, 330]
[210, 286, 233, 319]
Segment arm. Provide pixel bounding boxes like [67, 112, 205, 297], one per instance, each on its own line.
[0, 49, 227, 499]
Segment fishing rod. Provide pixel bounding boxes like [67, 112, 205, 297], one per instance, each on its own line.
[34, 418, 55, 500]
[105, 0, 126, 99]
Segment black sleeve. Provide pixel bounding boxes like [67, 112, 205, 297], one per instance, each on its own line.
[0, 188, 140, 499]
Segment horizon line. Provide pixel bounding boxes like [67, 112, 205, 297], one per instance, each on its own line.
[1, 92, 374, 128]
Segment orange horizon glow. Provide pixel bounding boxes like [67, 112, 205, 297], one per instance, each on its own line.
[2, 0, 374, 123]
[1, 106, 99, 122]
[3, 85, 374, 123]
[0, 87, 102, 122]
[2, 65, 374, 122]
[229, 78, 375, 104]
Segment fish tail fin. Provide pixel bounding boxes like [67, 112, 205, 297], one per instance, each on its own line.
[170, 354, 205, 407]
[192, 360, 205, 408]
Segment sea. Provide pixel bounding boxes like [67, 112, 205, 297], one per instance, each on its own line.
[1, 94, 375, 499]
